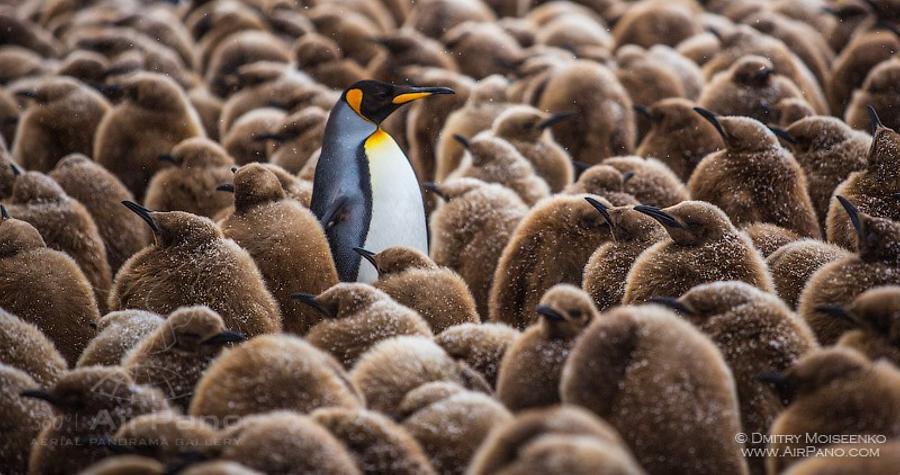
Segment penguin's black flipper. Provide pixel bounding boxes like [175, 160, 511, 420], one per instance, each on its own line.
[320, 195, 349, 231]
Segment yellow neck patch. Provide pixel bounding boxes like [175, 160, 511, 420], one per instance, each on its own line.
[364, 128, 392, 154]
[346, 88, 363, 116]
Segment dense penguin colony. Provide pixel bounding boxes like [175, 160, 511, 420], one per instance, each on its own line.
[0, 0, 899, 474]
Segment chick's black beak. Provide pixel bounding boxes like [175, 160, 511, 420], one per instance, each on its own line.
[634, 205, 684, 229]
[216, 183, 235, 193]
[769, 127, 797, 145]
[535, 304, 566, 322]
[633, 104, 653, 121]
[202, 330, 247, 346]
[0, 204, 8, 220]
[292, 292, 332, 317]
[754, 68, 775, 82]
[353, 247, 379, 273]
[538, 111, 576, 130]
[391, 86, 455, 105]
[121, 201, 159, 234]
[254, 132, 289, 142]
[158, 154, 178, 165]
[815, 304, 858, 326]
[648, 296, 695, 316]
[452, 134, 470, 149]
[585, 197, 613, 228]
[20, 389, 57, 405]
[836, 195, 863, 240]
[693, 107, 729, 142]
[423, 182, 447, 201]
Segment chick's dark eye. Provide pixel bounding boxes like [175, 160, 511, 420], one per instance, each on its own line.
[569, 309, 583, 319]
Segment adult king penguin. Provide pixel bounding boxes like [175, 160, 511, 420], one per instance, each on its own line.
[312, 80, 453, 283]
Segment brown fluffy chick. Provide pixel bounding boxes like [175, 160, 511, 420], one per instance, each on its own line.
[12, 76, 109, 172]
[561, 304, 748, 475]
[124, 306, 245, 412]
[0, 307, 66, 387]
[221, 163, 337, 336]
[800, 197, 900, 344]
[292, 33, 366, 90]
[221, 107, 286, 166]
[828, 29, 900, 117]
[367, 30, 458, 84]
[562, 165, 640, 207]
[450, 132, 551, 207]
[5, 170, 113, 308]
[76, 310, 164, 368]
[489, 105, 574, 192]
[442, 21, 522, 80]
[190, 335, 362, 426]
[613, 0, 702, 48]
[50, 154, 150, 272]
[265, 106, 327, 174]
[296, 283, 432, 368]
[582, 199, 668, 310]
[656, 281, 818, 473]
[846, 58, 900, 132]
[702, 25, 828, 114]
[826, 286, 900, 366]
[774, 97, 817, 127]
[623, 200, 774, 303]
[496, 285, 596, 412]
[689, 111, 820, 238]
[357, 246, 479, 332]
[764, 348, 900, 473]
[216, 411, 361, 474]
[435, 323, 520, 388]
[24, 366, 171, 475]
[112, 412, 218, 467]
[350, 336, 490, 418]
[94, 72, 205, 199]
[636, 98, 724, 182]
[827, 110, 900, 249]
[110, 204, 282, 337]
[469, 405, 642, 475]
[536, 60, 635, 165]
[615, 45, 688, 139]
[742, 222, 802, 257]
[144, 137, 236, 218]
[311, 407, 436, 475]
[406, 68, 472, 186]
[489, 194, 613, 329]
[767, 239, 852, 309]
[0, 211, 99, 365]
[406, 0, 495, 40]
[782, 116, 871, 228]
[0, 143, 16, 199]
[0, 365, 54, 474]
[435, 75, 509, 181]
[428, 178, 529, 318]
[601, 155, 690, 208]
[205, 30, 291, 98]
[401, 387, 512, 475]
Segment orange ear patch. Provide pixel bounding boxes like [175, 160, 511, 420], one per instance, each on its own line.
[346, 88, 363, 115]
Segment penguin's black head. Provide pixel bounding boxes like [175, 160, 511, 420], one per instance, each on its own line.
[342, 80, 454, 124]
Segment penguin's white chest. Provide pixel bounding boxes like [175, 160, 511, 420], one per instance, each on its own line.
[358, 129, 427, 283]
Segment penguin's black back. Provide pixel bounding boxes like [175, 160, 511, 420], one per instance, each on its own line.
[312, 99, 375, 282]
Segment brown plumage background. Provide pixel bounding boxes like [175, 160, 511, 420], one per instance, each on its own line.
[0, 0, 899, 474]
